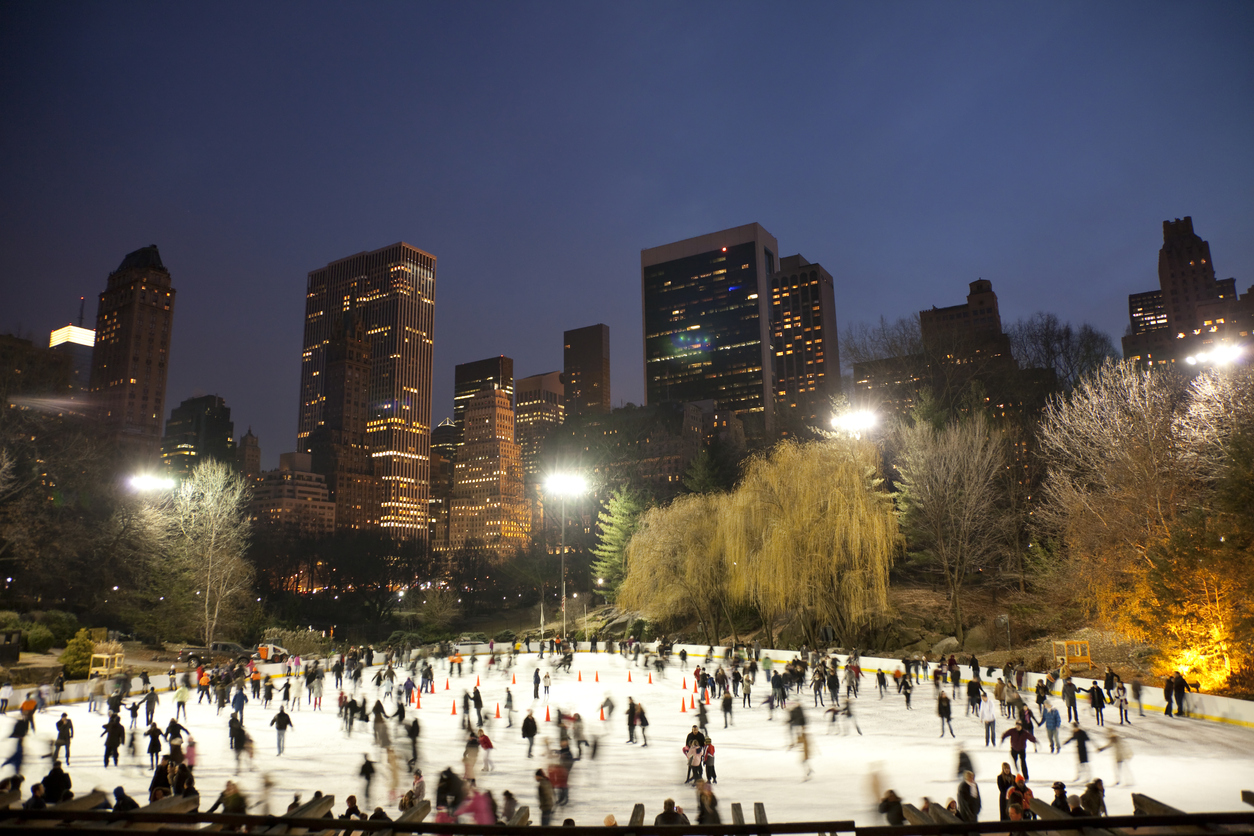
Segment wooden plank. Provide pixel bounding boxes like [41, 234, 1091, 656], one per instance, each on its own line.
[1030, 798, 1071, 820]
[263, 794, 336, 833]
[0, 791, 21, 811]
[900, 803, 932, 826]
[1243, 790, 1254, 808]
[507, 805, 530, 826]
[377, 800, 440, 836]
[114, 793, 200, 829]
[928, 804, 963, 825]
[730, 803, 745, 826]
[628, 803, 645, 827]
[1130, 794, 1212, 834]
[51, 791, 109, 812]
[754, 801, 769, 836]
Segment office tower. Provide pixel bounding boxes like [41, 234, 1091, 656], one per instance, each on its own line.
[298, 242, 436, 540]
[769, 255, 840, 423]
[563, 324, 610, 417]
[305, 318, 379, 531]
[449, 388, 527, 555]
[453, 356, 513, 441]
[1123, 217, 1252, 368]
[641, 223, 779, 436]
[427, 419, 459, 550]
[250, 452, 336, 538]
[237, 428, 261, 480]
[88, 245, 176, 459]
[430, 419, 460, 462]
[160, 394, 236, 480]
[515, 371, 564, 479]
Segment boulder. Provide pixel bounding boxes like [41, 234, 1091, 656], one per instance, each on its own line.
[932, 636, 960, 657]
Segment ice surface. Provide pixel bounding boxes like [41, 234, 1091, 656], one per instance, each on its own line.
[6, 650, 1253, 825]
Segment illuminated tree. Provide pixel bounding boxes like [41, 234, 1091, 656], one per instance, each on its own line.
[724, 438, 898, 648]
[590, 486, 648, 603]
[895, 414, 1005, 646]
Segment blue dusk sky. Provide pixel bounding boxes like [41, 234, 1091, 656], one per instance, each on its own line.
[2, 2, 1252, 467]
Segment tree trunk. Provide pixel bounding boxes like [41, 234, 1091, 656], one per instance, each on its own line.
[952, 592, 965, 647]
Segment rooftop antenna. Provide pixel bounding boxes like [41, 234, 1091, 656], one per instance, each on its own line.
[77, 296, 85, 327]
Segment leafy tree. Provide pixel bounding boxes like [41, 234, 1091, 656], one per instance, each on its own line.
[316, 530, 433, 624]
[725, 437, 899, 647]
[590, 487, 648, 602]
[895, 414, 1005, 646]
[59, 628, 95, 679]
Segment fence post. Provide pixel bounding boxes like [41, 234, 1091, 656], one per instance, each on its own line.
[754, 802, 769, 836]
[731, 803, 745, 825]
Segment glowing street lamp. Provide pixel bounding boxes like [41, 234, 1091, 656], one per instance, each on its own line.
[545, 472, 587, 642]
[1185, 344, 1244, 367]
[129, 474, 176, 492]
[831, 409, 878, 439]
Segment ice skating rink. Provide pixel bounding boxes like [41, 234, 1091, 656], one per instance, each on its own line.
[8, 649, 1254, 824]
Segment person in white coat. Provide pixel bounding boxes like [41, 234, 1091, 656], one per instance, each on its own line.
[979, 692, 998, 746]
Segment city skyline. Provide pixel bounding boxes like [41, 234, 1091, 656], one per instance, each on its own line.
[3, 3, 1252, 468]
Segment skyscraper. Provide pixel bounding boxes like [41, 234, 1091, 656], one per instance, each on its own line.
[515, 371, 564, 478]
[453, 356, 513, 442]
[449, 388, 527, 555]
[237, 428, 261, 481]
[769, 255, 840, 424]
[641, 224, 779, 436]
[563, 324, 610, 417]
[305, 318, 379, 531]
[1122, 217, 1251, 368]
[298, 242, 436, 540]
[89, 245, 176, 459]
[160, 394, 235, 479]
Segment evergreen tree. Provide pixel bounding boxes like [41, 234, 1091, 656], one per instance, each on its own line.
[590, 487, 648, 602]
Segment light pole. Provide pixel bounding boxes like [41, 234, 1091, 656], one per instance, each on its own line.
[545, 472, 587, 643]
[831, 409, 878, 440]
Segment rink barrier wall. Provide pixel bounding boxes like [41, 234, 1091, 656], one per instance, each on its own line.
[45, 640, 1254, 730]
[5, 806, 1254, 834]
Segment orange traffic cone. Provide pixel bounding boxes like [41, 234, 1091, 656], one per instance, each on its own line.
[416, 692, 421, 709]
[451, 701, 457, 715]
[681, 699, 687, 713]
[682, 677, 687, 690]
[690, 695, 695, 709]
[693, 679, 698, 693]
[648, 673, 653, 684]
[495, 703, 501, 719]
[476, 676, 480, 687]
[595, 672, 599, 683]
[705, 690, 710, 705]
[545, 706, 550, 722]
[445, 679, 450, 690]
[599, 706, 605, 721]
[628, 672, 632, 683]
[578, 671, 582, 682]
[512, 673, 517, 684]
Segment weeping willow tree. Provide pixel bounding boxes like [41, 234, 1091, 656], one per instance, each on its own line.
[616, 493, 734, 644]
[723, 438, 899, 648]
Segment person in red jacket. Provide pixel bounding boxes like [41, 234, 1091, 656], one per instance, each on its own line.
[477, 727, 494, 772]
[1000, 720, 1037, 780]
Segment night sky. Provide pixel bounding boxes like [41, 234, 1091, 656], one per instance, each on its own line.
[3, 2, 1252, 468]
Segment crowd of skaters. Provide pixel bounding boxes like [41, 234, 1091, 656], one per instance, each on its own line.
[0, 635, 1214, 826]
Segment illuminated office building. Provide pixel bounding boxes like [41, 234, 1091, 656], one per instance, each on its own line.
[298, 242, 436, 540]
[88, 245, 176, 459]
[641, 223, 779, 437]
[515, 371, 564, 479]
[453, 356, 513, 443]
[250, 452, 336, 538]
[48, 318, 95, 396]
[449, 387, 528, 556]
[160, 394, 235, 480]
[769, 255, 840, 424]
[563, 324, 610, 417]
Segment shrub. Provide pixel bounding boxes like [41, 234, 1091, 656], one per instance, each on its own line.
[416, 625, 454, 644]
[37, 611, 79, 646]
[22, 623, 55, 654]
[458, 632, 489, 644]
[627, 618, 647, 641]
[0, 612, 21, 631]
[493, 630, 516, 644]
[59, 629, 95, 679]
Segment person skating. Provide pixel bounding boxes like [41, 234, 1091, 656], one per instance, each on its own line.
[270, 706, 293, 755]
[1000, 720, 1036, 780]
[1080, 779, 1107, 816]
[1042, 701, 1063, 753]
[938, 691, 955, 737]
[522, 709, 538, 757]
[1097, 729, 1132, 785]
[143, 722, 164, 769]
[100, 713, 124, 768]
[1062, 677, 1079, 723]
[360, 755, 376, 803]
[534, 769, 555, 826]
[52, 713, 73, 764]
[533, 668, 541, 700]
[979, 692, 997, 746]
[702, 736, 716, 784]
[957, 771, 981, 823]
[143, 687, 160, 726]
[683, 739, 704, 784]
[878, 790, 905, 826]
[1062, 723, 1091, 781]
[636, 702, 650, 746]
[1087, 683, 1106, 726]
[406, 718, 420, 768]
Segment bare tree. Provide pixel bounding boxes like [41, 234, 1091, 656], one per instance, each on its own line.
[1007, 312, 1119, 391]
[1175, 366, 1254, 478]
[841, 314, 923, 370]
[895, 414, 1005, 646]
[170, 460, 254, 645]
[419, 588, 463, 630]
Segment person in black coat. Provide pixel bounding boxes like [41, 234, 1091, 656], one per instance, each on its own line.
[521, 710, 538, 758]
[1088, 685, 1106, 726]
[41, 761, 70, 806]
[878, 790, 905, 825]
[957, 771, 981, 822]
[938, 692, 955, 737]
[112, 786, 140, 812]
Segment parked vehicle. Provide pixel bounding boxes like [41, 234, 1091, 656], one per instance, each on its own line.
[176, 642, 253, 666]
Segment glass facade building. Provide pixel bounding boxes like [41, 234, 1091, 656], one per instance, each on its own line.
[298, 242, 436, 540]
